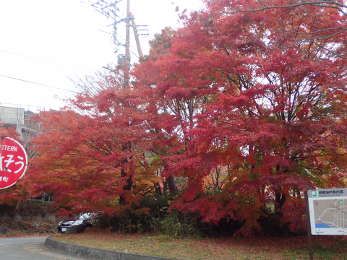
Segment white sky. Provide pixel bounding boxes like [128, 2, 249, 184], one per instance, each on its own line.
[0, 0, 204, 111]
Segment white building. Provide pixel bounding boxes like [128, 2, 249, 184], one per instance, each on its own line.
[0, 106, 39, 143]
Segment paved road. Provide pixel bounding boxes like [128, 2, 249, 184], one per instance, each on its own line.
[0, 237, 84, 260]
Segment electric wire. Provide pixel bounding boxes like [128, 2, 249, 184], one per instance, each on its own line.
[0, 74, 78, 93]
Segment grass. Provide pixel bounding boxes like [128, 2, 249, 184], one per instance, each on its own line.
[53, 230, 347, 260]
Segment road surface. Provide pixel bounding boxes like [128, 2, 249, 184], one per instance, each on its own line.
[0, 237, 83, 260]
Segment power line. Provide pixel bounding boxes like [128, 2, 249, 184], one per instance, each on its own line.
[0, 74, 78, 93]
[0, 102, 48, 111]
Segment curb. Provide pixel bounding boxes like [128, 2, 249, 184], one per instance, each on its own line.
[45, 237, 176, 260]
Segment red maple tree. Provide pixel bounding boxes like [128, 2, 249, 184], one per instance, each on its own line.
[135, 0, 346, 235]
[25, 0, 346, 236]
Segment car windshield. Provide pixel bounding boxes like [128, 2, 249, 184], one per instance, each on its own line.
[78, 213, 93, 220]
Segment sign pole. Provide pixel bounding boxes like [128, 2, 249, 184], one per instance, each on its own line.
[305, 190, 314, 260]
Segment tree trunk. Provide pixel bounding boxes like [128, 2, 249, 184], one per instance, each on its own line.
[167, 175, 177, 195]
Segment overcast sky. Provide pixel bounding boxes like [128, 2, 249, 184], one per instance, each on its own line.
[0, 0, 204, 111]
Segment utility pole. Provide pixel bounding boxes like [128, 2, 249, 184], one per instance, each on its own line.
[90, 0, 147, 87]
[124, 0, 131, 86]
[130, 13, 144, 59]
[91, 0, 146, 85]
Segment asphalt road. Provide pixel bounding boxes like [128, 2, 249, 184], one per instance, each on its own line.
[0, 237, 84, 260]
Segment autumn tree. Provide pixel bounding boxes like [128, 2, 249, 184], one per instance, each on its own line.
[135, 0, 347, 235]
[135, 26, 215, 196]
[27, 0, 346, 236]
[29, 70, 162, 218]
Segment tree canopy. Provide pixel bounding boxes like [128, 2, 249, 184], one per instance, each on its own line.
[9, 0, 346, 236]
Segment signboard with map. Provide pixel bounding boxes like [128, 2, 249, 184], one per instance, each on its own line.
[308, 188, 347, 235]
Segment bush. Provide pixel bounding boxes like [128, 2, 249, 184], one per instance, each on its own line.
[99, 194, 170, 233]
[159, 212, 200, 238]
[197, 218, 244, 237]
[96, 193, 245, 238]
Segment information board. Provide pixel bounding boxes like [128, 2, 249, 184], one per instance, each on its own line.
[308, 188, 347, 235]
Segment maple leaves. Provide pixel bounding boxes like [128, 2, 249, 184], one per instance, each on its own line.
[133, 0, 346, 235]
[28, 86, 160, 215]
[19, 0, 346, 236]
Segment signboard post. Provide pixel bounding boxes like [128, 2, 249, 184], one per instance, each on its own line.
[0, 137, 28, 189]
[307, 188, 347, 236]
[305, 191, 314, 260]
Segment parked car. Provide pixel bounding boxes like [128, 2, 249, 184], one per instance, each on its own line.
[57, 212, 101, 234]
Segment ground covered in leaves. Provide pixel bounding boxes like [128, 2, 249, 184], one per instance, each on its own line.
[53, 230, 347, 260]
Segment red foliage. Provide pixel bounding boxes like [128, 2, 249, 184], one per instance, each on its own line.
[134, 0, 346, 235]
[29, 87, 161, 216]
[22, 0, 346, 236]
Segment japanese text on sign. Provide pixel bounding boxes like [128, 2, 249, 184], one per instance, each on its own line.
[0, 137, 28, 190]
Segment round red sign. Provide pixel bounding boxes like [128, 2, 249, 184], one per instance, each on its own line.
[0, 137, 28, 189]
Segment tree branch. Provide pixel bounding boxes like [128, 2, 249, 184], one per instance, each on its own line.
[236, 1, 347, 15]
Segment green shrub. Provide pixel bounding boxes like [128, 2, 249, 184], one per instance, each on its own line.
[159, 212, 200, 238]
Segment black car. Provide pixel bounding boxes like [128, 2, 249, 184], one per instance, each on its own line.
[57, 212, 100, 234]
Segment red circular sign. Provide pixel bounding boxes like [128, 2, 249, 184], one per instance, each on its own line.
[0, 137, 28, 189]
